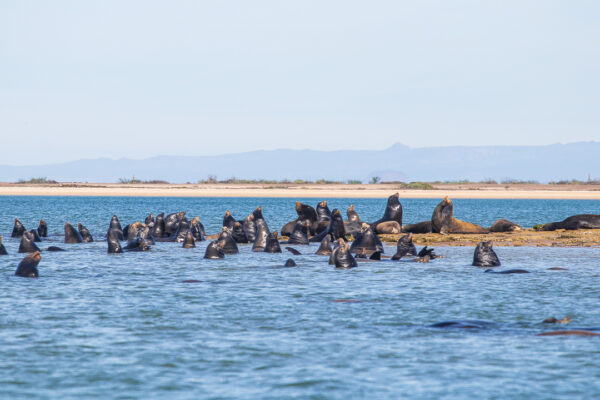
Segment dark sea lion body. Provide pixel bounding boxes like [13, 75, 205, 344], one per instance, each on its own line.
[222, 210, 236, 229]
[264, 231, 282, 253]
[64, 222, 83, 244]
[402, 221, 432, 234]
[37, 220, 48, 238]
[350, 223, 383, 254]
[46, 246, 65, 252]
[0, 235, 8, 255]
[343, 221, 362, 236]
[144, 214, 155, 228]
[243, 214, 257, 243]
[124, 237, 151, 252]
[137, 224, 155, 245]
[77, 223, 94, 242]
[29, 229, 42, 242]
[287, 220, 310, 245]
[164, 211, 186, 236]
[15, 251, 42, 278]
[182, 231, 196, 248]
[346, 204, 360, 223]
[19, 231, 40, 253]
[333, 239, 358, 269]
[484, 268, 529, 274]
[537, 330, 600, 337]
[204, 240, 225, 259]
[252, 219, 270, 252]
[152, 213, 166, 238]
[11, 218, 26, 238]
[252, 206, 265, 222]
[107, 229, 123, 254]
[371, 193, 403, 233]
[391, 234, 417, 260]
[489, 219, 522, 233]
[284, 259, 297, 267]
[310, 209, 346, 243]
[315, 200, 332, 233]
[107, 215, 124, 240]
[171, 218, 191, 243]
[285, 247, 301, 255]
[126, 222, 142, 241]
[430, 320, 495, 329]
[232, 222, 249, 243]
[316, 235, 333, 255]
[190, 217, 205, 242]
[374, 221, 401, 234]
[432, 196, 487, 234]
[541, 214, 600, 231]
[472, 241, 501, 267]
[218, 227, 239, 254]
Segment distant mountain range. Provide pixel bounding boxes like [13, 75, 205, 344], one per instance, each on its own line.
[1, 142, 598, 183]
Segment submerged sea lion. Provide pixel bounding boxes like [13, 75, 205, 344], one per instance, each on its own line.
[264, 231, 282, 253]
[11, 218, 26, 238]
[347, 204, 360, 223]
[287, 220, 310, 245]
[19, 231, 40, 253]
[77, 223, 94, 243]
[432, 196, 487, 234]
[232, 221, 249, 243]
[484, 268, 529, 274]
[472, 241, 500, 267]
[333, 239, 357, 269]
[64, 223, 83, 244]
[489, 219, 522, 233]
[0, 235, 8, 255]
[15, 251, 42, 278]
[391, 234, 417, 260]
[543, 317, 571, 324]
[316, 234, 333, 255]
[46, 246, 65, 252]
[350, 223, 384, 254]
[284, 259, 297, 267]
[37, 220, 48, 238]
[204, 240, 225, 259]
[182, 231, 196, 248]
[285, 247, 301, 255]
[310, 209, 346, 243]
[541, 214, 600, 231]
[218, 227, 239, 254]
[371, 193, 403, 234]
[402, 221, 432, 234]
[252, 219, 270, 252]
[222, 210, 236, 229]
[107, 215, 124, 240]
[430, 320, 496, 329]
[537, 330, 600, 337]
[107, 229, 123, 254]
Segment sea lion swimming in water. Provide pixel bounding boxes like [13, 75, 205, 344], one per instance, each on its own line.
[64, 222, 83, 244]
[77, 223, 94, 243]
[28, 229, 42, 242]
[391, 234, 417, 260]
[286, 220, 310, 245]
[164, 211, 186, 236]
[190, 217, 205, 242]
[252, 219, 270, 252]
[333, 238, 358, 269]
[222, 210, 236, 230]
[204, 239, 225, 259]
[489, 219, 522, 233]
[284, 259, 297, 267]
[124, 237, 151, 252]
[310, 209, 346, 243]
[316, 234, 333, 255]
[136, 223, 155, 245]
[472, 241, 501, 267]
[285, 247, 301, 255]
[541, 214, 600, 231]
[19, 231, 40, 253]
[0, 235, 8, 255]
[152, 213, 166, 238]
[315, 200, 332, 233]
[243, 214, 257, 243]
[371, 193, 403, 234]
[182, 231, 196, 248]
[217, 227, 239, 254]
[431, 196, 487, 234]
[11, 218, 26, 238]
[37, 220, 48, 238]
[171, 218, 191, 243]
[350, 223, 384, 255]
[263, 231, 282, 253]
[107, 229, 123, 254]
[107, 215, 124, 240]
[232, 221, 249, 243]
[15, 251, 42, 278]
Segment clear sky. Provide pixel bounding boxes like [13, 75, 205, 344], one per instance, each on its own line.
[1, 1, 599, 165]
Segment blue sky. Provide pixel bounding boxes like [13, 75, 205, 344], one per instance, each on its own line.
[1, 0, 599, 165]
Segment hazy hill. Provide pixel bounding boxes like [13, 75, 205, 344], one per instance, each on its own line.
[1, 142, 598, 183]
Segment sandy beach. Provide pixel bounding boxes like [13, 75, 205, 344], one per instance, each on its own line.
[1, 182, 600, 199]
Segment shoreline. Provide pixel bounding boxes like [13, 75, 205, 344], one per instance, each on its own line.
[1, 183, 600, 199]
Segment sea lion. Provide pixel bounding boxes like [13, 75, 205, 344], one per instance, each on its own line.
[252, 206, 265, 222]
[430, 320, 496, 329]
[333, 239, 358, 269]
[182, 231, 195, 248]
[415, 246, 440, 263]
[391, 234, 417, 260]
[124, 237, 151, 252]
[107, 215, 124, 240]
[11, 218, 26, 238]
[284, 258, 297, 267]
[18, 231, 40, 253]
[432, 196, 487, 234]
[144, 213, 155, 228]
[164, 211, 186, 236]
[472, 241, 500, 267]
[171, 218, 191, 243]
[28, 229, 42, 242]
[232, 222, 249, 243]
[77, 223, 94, 243]
[401, 221, 432, 234]
[369, 251, 382, 261]
[315, 200, 332, 233]
[541, 214, 600, 231]
[152, 212, 166, 238]
[37, 220, 48, 238]
[190, 217, 205, 242]
[15, 251, 42, 278]
[107, 229, 123, 254]
[371, 193, 403, 233]
[350, 223, 384, 254]
[543, 317, 571, 324]
[285, 247, 301, 255]
[316, 234, 333, 255]
[0, 235, 8, 255]
[137, 223, 155, 245]
[328, 239, 342, 265]
[222, 210, 236, 229]
[536, 330, 600, 337]
[281, 202, 319, 236]
[204, 239, 226, 259]
[310, 209, 346, 243]
[217, 227, 239, 254]
[489, 219, 522, 233]
[484, 268, 528, 274]
[243, 214, 257, 243]
[263, 231, 282, 253]
[46, 246, 65, 252]
[287, 220, 310, 245]
[347, 204, 360, 223]
[126, 221, 142, 241]
[64, 222, 83, 244]
[252, 219, 270, 252]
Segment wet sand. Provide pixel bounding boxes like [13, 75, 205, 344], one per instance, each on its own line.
[1, 182, 600, 199]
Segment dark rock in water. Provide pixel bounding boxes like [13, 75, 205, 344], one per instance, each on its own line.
[472, 241, 500, 267]
[15, 251, 42, 278]
[46, 246, 66, 252]
[285, 247, 301, 255]
[430, 320, 496, 329]
[284, 259, 297, 267]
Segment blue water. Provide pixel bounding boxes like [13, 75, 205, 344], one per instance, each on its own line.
[1, 197, 600, 399]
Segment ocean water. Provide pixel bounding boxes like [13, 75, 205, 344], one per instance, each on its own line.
[1, 196, 600, 399]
